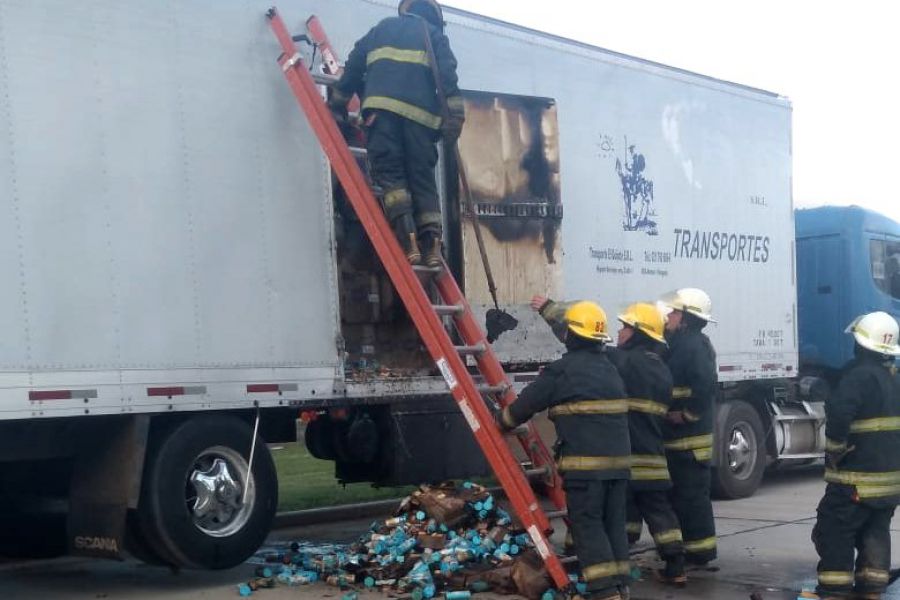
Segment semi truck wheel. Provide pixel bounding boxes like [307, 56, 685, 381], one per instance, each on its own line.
[712, 400, 766, 499]
[135, 415, 277, 569]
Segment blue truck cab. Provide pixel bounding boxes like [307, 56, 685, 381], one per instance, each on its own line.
[796, 206, 900, 375]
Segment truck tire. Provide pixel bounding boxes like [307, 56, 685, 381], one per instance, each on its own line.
[712, 400, 766, 499]
[135, 415, 277, 569]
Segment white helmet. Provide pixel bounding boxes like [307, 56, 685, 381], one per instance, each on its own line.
[658, 288, 716, 323]
[845, 311, 900, 356]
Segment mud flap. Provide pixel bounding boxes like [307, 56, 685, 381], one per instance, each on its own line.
[67, 415, 150, 559]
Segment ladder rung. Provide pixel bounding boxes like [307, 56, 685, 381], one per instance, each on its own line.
[477, 383, 509, 395]
[455, 344, 486, 355]
[523, 466, 551, 479]
[349, 146, 367, 158]
[559, 555, 578, 565]
[311, 72, 339, 86]
[546, 509, 568, 519]
[412, 265, 442, 275]
[432, 304, 464, 316]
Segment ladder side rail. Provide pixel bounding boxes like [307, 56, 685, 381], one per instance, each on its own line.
[434, 270, 567, 512]
[265, 10, 569, 588]
[305, 15, 361, 113]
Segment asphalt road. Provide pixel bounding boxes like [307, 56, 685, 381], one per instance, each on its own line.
[3, 466, 900, 600]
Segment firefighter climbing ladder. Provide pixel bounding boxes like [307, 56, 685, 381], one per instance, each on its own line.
[266, 8, 570, 590]
[302, 12, 567, 516]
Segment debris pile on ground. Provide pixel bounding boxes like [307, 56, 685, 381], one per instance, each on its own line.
[244, 481, 571, 599]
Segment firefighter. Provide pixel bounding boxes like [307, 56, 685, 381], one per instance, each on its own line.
[614, 303, 686, 585]
[810, 311, 900, 600]
[328, 0, 465, 267]
[501, 301, 631, 600]
[658, 288, 718, 566]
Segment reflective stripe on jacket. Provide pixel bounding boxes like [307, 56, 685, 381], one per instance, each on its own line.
[335, 14, 460, 129]
[663, 328, 717, 464]
[504, 344, 630, 481]
[608, 343, 675, 490]
[824, 357, 900, 501]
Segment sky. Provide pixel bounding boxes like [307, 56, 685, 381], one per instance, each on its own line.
[442, 0, 900, 224]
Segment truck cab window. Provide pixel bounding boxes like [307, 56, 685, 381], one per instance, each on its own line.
[870, 239, 900, 300]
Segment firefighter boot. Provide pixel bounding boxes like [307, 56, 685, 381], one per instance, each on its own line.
[420, 229, 443, 268]
[655, 554, 686, 586]
[392, 213, 421, 265]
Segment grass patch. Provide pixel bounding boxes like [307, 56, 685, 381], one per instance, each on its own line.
[272, 443, 412, 512]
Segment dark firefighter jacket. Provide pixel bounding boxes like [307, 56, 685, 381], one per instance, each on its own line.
[539, 299, 677, 485]
[663, 328, 717, 464]
[609, 346, 675, 490]
[501, 345, 631, 481]
[334, 14, 460, 130]
[824, 356, 900, 501]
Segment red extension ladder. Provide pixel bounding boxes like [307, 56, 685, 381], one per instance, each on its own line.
[266, 8, 570, 590]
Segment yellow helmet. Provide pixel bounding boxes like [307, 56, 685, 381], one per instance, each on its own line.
[564, 301, 611, 342]
[617, 302, 666, 343]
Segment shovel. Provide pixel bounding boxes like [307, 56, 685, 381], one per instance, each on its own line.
[423, 28, 518, 345]
[456, 148, 519, 343]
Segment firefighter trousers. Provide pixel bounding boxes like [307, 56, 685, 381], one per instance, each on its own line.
[366, 110, 441, 235]
[812, 482, 896, 597]
[667, 450, 717, 564]
[565, 478, 630, 596]
[626, 487, 685, 567]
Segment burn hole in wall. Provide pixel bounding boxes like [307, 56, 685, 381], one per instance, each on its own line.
[447, 90, 562, 267]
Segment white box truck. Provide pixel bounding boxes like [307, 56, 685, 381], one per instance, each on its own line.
[0, 0, 802, 568]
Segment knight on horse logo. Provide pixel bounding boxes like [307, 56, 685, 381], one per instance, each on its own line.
[615, 138, 658, 236]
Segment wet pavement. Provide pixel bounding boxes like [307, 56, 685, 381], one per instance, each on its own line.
[3, 466, 900, 599]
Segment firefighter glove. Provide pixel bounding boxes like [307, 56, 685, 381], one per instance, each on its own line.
[496, 406, 517, 432]
[328, 89, 350, 125]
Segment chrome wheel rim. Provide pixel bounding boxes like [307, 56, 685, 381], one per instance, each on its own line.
[727, 422, 757, 480]
[186, 446, 254, 538]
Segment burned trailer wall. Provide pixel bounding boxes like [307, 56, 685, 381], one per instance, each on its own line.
[456, 92, 565, 365]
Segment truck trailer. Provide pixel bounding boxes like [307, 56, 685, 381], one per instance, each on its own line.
[0, 0, 844, 569]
